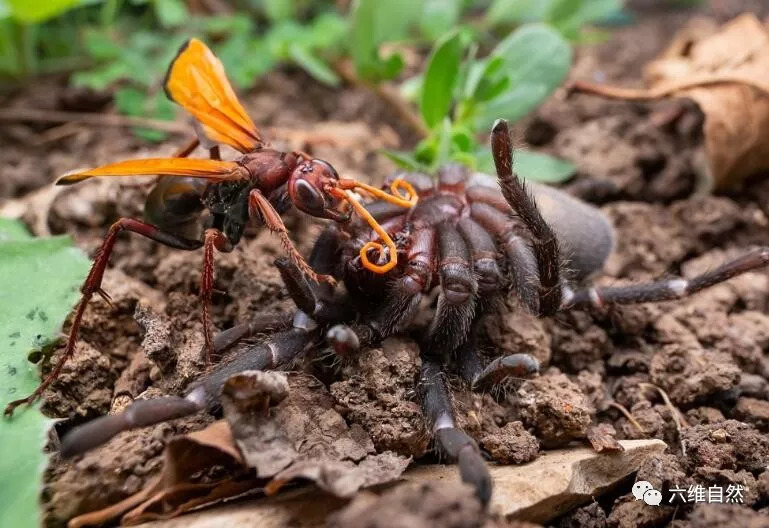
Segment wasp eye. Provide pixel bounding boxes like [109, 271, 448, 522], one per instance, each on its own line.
[313, 159, 339, 180]
[293, 179, 326, 215]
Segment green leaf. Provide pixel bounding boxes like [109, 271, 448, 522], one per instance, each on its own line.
[152, 0, 188, 28]
[266, 19, 310, 59]
[83, 29, 123, 61]
[6, 0, 83, 23]
[0, 220, 89, 528]
[350, 0, 422, 80]
[202, 14, 252, 36]
[450, 125, 475, 153]
[71, 60, 134, 91]
[463, 56, 500, 100]
[307, 12, 348, 51]
[399, 73, 423, 102]
[546, 0, 622, 39]
[513, 150, 576, 183]
[486, 0, 548, 26]
[264, 0, 295, 22]
[419, 30, 464, 128]
[288, 44, 340, 86]
[479, 23, 571, 127]
[0, 217, 32, 241]
[433, 118, 453, 169]
[419, 0, 461, 41]
[380, 150, 427, 171]
[114, 86, 146, 116]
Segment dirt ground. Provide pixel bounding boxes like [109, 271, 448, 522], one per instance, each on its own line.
[3, 0, 769, 527]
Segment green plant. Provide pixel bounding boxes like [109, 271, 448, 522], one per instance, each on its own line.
[0, 0, 92, 78]
[386, 23, 576, 183]
[486, 0, 626, 41]
[0, 218, 90, 528]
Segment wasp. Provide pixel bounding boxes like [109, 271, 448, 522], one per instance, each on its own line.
[4, 39, 417, 416]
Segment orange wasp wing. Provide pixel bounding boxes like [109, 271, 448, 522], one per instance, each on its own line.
[164, 38, 263, 153]
[57, 158, 245, 185]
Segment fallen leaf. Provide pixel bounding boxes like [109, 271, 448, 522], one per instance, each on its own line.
[266, 452, 410, 498]
[586, 423, 624, 453]
[134, 440, 667, 528]
[220, 370, 296, 477]
[0, 219, 89, 528]
[408, 439, 667, 524]
[68, 421, 253, 527]
[224, 372, 409, 498]
[571, 13, 769, 190]
[69, 372, 409, 526]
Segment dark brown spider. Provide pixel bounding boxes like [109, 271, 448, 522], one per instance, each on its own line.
[60, 119, 769, 505]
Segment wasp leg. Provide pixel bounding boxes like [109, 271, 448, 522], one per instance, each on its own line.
[5, 218, 201, 416]
[248, 188, 335, 285]
[172, 136, 200, 158]
[201, 228, 233, 364]
[60, 222, 343, 455]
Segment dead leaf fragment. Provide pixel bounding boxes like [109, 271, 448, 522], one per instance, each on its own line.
[68, 421, 250, 527]
[571, 13, 769, 190]
[70, 372, 409, 527]
[134, 440, 666, 528]
[408, 439, 667, 524]
[221, 371, 296, 477]
[586, 423, 624, 453]
[266, 452, 411, 498]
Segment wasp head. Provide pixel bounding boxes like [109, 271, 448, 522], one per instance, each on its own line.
[288, 159, 349, 222]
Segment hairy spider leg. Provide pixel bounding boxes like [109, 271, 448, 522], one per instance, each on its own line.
[469, 202, 540, 313]
[60, 224, 344, 457]
[420, 359, 492, 504]
[491, 119, 562, 315]
[453, 318, 540, 391]
[424, 222, 478, 357]
[563, 248, 769, 308]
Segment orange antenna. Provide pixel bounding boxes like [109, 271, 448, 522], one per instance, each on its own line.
[339, 178, 418, 209]
[333, 178, 418, 273]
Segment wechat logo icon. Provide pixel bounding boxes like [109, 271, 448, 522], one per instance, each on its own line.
[632, 481, 662, 506]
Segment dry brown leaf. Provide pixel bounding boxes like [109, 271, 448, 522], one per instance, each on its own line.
[69, 372, 410, 527]
[586, 423, 624, 453]
[571, 13, 769, 190]
[265, 452, 411, 498]
[68, 421, 251, 528]
[220, 370, 297, 477]
[224, 372, 409, 498]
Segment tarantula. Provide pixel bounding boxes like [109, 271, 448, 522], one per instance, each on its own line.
[61, 119, 769, 504]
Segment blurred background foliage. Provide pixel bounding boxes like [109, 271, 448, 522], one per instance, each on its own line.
[0, 0, 639, 179]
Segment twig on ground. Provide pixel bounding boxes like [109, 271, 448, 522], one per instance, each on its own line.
[0, 108, 188, 134]
[608, 401, 646, 434]
[640, 382, 688, 457]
